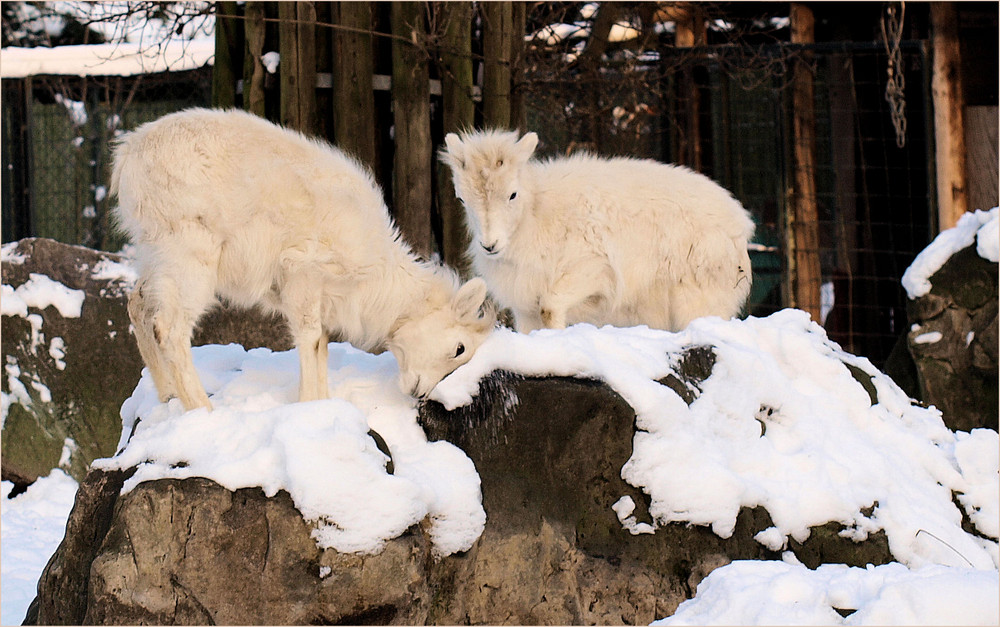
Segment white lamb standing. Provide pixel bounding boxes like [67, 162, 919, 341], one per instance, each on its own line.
[111, 108, 494, 411]
[441, 129, 755, 333]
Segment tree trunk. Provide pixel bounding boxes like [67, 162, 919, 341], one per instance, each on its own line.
[788, 3, 822, 323]
[212, 1, 239, 108]
[243, 1, 267, 117]
[279, 2, 317, 134]
[436, 1, 475, 275]
[391, 1, 432, 258]
[482, 1, 513, 128]
[332, 1, 377, 169]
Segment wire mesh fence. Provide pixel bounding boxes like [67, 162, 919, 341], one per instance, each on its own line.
[520, 41, 934, 366]
[2, 35, 934, 368]
[2, 68, 212, 251]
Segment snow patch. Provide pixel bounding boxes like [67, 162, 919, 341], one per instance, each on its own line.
[902, 208, 998, 299]
[96, 342, 486, 557]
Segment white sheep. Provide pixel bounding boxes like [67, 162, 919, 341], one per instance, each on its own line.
[111, 108, 494, 410]
[441, 129, 755, 333]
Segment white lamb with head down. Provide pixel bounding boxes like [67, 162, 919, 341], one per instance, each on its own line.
[441, 129, 755, 333]
[111, 108, 494, 411]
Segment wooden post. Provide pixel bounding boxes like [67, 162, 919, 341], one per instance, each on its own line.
[672, 3, 706, 170]
[279, 2, 316, 133]
[482, 1, 513, 128]
[243, 1, 267, 117]
[391, 1, 433, 258]
[510, 1, 527, 132]
[212, 1, 239, 108]
[930, 2, 967, 230]
[331, 1, 377, 168]
[789, 3, 823, 323]
[437, 1, 475, 275]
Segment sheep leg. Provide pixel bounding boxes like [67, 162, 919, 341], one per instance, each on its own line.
[132, 272, 214, 411]
[127, 279, 176, 403]
[539, 261, 615, 329]
[513, 309, 545, 334]
[280, 274, 329, 403]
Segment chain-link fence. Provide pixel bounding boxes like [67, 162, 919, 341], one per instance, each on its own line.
[2, 68, 211, 251]
[3, 36, 935, 368]
[521, 41, 934, 366]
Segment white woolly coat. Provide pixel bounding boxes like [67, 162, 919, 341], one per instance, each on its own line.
[112, 108, 491, 408]
[444, 131, 755, 332]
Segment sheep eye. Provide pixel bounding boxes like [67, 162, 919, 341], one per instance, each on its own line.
[454, 343, 466, 358]
[509, 191, 517, 201]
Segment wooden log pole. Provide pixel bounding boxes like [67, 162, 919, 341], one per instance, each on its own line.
[391, 1, 433, 258]
[930, 2, 968, 230]
[211, 1, 239, 108]
[482, 1, 513, 129]
[789, 3, 823, 323]
[436, 1, 475, 275]
[331, 1, 377, 169]
[242, 1, 267, 117]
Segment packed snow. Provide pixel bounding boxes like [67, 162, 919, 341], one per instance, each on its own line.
[656, 558, 998, 625]
[433, 312, 998, 571]
[0, 39, 215, 78]
[93, 342, 487, 557]
[1, 1, 214, 78]
[901, 207, 998, 299]
[6, 308, 997, 624]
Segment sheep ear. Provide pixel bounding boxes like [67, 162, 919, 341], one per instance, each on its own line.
[444, 133, 465, 170]
[454, 277, 488, 319]
[514, 132, 539, 162]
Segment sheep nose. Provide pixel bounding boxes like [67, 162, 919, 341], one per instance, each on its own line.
[481, 242, 498, 255]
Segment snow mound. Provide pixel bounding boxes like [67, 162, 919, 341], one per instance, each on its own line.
[901, 207, 998, 299]
[655, 559, 999, 626]
[433, 310, 999, 570]
[95, 343, 485, 557]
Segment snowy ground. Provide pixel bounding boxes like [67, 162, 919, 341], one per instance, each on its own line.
[5, 311, 997, 625]
[1, 470, 78, 626]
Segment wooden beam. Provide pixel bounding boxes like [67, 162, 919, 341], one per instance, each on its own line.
[331, 1, 376, 168]
[437, 1, 475, 275]
[391, 1, 433, 258]
[242, 1, 267, 117]
[482, 1, 513, 128]
[211, 1, 239, 108]
[930, 2, 968, 230]
[278, 2, 316, 133]
[789, 3, 823, 323]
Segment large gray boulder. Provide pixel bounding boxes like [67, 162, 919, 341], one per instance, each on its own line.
[905, 245, 998, 432]
[29, 364, 893, 626]
[1, 238, 293, 485]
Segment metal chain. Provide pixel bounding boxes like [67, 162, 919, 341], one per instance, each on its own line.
[881, 1, 907, 148]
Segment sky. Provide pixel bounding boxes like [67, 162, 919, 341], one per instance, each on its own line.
[2, 209, 998, 625]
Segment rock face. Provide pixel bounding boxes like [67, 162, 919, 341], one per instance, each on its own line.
[1, 238, 294, 485]
[905, 244, 998, 432]
[31, 365, 893, 626]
